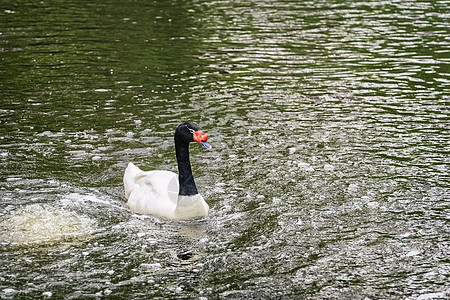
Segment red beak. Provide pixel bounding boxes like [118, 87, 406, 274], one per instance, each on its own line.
[193, 130, 208, 143]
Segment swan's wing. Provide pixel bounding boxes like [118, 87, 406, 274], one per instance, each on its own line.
[166, 174, 179, 205]
[124, 164, 180, 219]
[135, 170, 178, 206]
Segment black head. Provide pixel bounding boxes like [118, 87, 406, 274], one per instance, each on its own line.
[174, 122, 211, 150]
[175, 122, 201, 143]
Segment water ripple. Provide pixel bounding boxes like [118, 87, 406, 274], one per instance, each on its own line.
[0, 0, 449, 298]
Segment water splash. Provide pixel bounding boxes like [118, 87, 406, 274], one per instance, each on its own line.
[0, 204, 97, 245]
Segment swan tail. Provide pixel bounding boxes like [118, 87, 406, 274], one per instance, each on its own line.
[123, 162, 141, 199]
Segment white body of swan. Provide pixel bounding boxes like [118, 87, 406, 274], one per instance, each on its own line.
[124, 162, 209, 220]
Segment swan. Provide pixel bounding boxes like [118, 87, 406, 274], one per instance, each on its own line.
[123, 122, 212, 220]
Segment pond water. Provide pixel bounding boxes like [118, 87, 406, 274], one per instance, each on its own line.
[1, 0, 449, 298]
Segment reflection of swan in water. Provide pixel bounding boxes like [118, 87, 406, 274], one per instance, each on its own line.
[0, 203, 96, 245]
[124, 122, 212, 220]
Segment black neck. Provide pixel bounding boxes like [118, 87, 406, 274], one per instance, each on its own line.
[175, 139, 198, 196]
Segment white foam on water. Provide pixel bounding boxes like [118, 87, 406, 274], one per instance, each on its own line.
[0, 203, 97, 245]
[60, 192, 128, 212]
[416, 292, 447, 300]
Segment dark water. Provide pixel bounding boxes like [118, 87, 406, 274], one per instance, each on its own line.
[1, 0, 449, 299]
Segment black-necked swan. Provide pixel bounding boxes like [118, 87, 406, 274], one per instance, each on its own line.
[123, 122, 212, 220]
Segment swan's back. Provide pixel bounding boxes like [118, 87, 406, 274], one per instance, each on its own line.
[124, 162, 179, 219]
